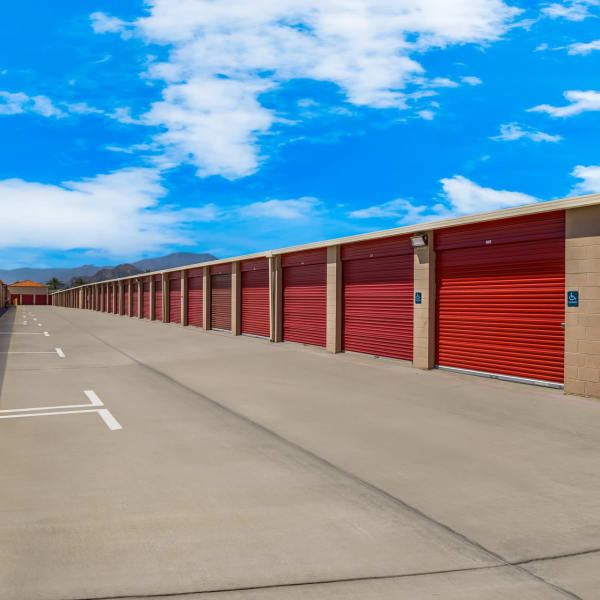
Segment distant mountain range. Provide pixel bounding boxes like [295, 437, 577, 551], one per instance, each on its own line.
[0, 252, 217, 287]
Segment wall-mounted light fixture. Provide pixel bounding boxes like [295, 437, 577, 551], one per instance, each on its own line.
[410, 233, 428, 248]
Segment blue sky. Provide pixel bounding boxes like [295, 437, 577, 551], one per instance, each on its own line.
[0, 0, 599, 268]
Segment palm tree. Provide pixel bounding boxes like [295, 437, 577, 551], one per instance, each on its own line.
[46, 277, 64, 291]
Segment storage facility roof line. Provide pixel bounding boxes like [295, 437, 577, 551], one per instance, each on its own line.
[52, 191, 600, 293]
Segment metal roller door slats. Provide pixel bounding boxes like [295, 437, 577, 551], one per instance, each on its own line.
[142, 279, 150, 319]
[283, 262, 326, 347]
[436, 212, 565, 384]
[188, 274, 203, 327]
[153, 276, 162, 321]
[169, 275, 182, 324]
[342, 243, 413, 360]
[211, 273, 232, 331]
[241, 259, 269, 338]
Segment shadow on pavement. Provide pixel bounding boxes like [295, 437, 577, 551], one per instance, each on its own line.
[0, 307, 17, 395]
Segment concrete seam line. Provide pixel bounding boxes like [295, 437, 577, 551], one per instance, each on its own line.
[514, 547, 600, 566]
[48, 565, 508, 600]
[53, 308, 585, 600]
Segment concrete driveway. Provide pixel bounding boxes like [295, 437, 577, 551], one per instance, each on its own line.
[0, 306, 598, 600]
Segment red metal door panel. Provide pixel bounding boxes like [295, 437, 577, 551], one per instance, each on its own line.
[142, 279, 151, 319]
[241, 268, 270, 337]
[108, 287, 112, 313]
[343, 254, 413, 360]
[211, 273, 231, 331]
[283, 263, 327, 347]
[35, 295, 48, 306]
[188, 274, 203, 328]
[132, 284, 139, 317]
[154, 276, 162, 320]
[436, 213, 565, 384]
[21, 294, 34, 305]
[169, 275, 181, 323]
[123, 287, 129, 316]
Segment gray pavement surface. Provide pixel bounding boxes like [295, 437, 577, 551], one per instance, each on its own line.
[0, 305, 599, 600]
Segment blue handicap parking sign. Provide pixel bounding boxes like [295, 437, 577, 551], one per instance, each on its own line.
[567, 291, 579, 307]
[415, 292, 422, 304]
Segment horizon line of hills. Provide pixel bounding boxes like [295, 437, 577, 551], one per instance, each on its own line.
[0, 252, 217, 289]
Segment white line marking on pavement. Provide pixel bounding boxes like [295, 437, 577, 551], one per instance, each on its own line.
[0, 332, 45, 335]
[55, 348, 65, 358]
[84, 390, 103, 406]
[98, 409, 122, 430]
[38, 323, 42, 327]
[33, 318, 37, 321]
[23, 321, 28, 325]
[0, 351, 57, 354]
[0, 390, 121, 431]
[44, 331, 50, 336]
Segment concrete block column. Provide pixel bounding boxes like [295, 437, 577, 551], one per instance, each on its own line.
[202, 266, 210, 330]
[231, 262, 241, 335]
[269, 255, 282, 342]
[565, 205, 600, 398]
[413, 231, 436, 370]
[181, 271, 188, 326]
[326, 245, 342, 354]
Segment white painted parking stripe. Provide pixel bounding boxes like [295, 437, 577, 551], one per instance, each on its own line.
[84, 390, 103, 406]
[97, 409, 122, 430]
[0, 351, 57, 354]
[0, 409, 99, 419]
[0, 403, 100, 414]
[44, 331, 50, 336]
[55, 348, 65, 358]
[38, 323, 42, 327]
[0, 332, 45, 335]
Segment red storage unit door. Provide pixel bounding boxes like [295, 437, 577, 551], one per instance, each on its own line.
[187, 269, 203, 328]
[107, 287, 111, 313]
[123, 287, 129, 316]
[342, 236, 414, 360]
[35, 295, 48, 306]
[21, 294, 34, 305]
[211, 264, 232, 331]
[154, 276, 162, 320]
[132, 283, 139, 317]
[282, 249, 327, 347]
[142, 278, 151, 319]
[241, 258, 270, 338]
[436, 211, 565, 384]
[169, 273, 181, 323]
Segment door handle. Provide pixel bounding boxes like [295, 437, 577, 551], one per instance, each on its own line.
[561, 322, 565, 329]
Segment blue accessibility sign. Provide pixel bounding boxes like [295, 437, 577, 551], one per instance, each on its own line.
[567, 291, 579, 307]
[415, 292, 422, 304]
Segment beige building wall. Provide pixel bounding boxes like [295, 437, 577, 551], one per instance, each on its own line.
[412, 232, 436, 370]
[565, 205, 600, 398]
[326, 246, 342, 353]
[269, 255, 282, 342]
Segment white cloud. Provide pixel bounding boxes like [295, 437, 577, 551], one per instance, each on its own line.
[238, 197, 321, 220]
[491, 122, 562, 142]
[0, 91, 65, 118]
[529, 90, 600, 117]
[461, 76, 482, 85]
[418, 109, 435, 120]
[427, 77, 459, 88]
[0, 168, 218, 255]
[349, 176, 538, 224]
[570, 165, 600, 194]
[91, 0, 520, 179]
[567, 39, 600, 54]
[541, 1, 599, 21]
[535, 42, 549, 51]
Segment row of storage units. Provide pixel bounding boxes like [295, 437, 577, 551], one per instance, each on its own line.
[54, 207, 577, 389]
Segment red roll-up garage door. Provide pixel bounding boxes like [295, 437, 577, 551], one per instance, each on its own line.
[107, 286, 112, 313]
[123, 286, 129, 316]
[169, 273, 181, 324]
[187, 269, 203, 328]
[21, 294, 34, 305]
[154, 275, 162, 321]
[436, 211, 565, 384]
[241, 258, 270, 338]
[282, 249, 327, 347]
[132, 282, 139, 317]
[211, 264, 231, 331]
[35, 295, 48, 306]
[342, 236, 414, 360]
[142, 278, 151, 319]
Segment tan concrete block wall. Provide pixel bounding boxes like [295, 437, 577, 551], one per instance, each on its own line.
[269, 255, 282, 342]
[565, 206, 600, 398]
[413, 231, 436, 369]
[326, 245, 342, 353]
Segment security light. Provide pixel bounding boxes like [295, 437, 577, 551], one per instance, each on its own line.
[410, 233, 428, 247]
